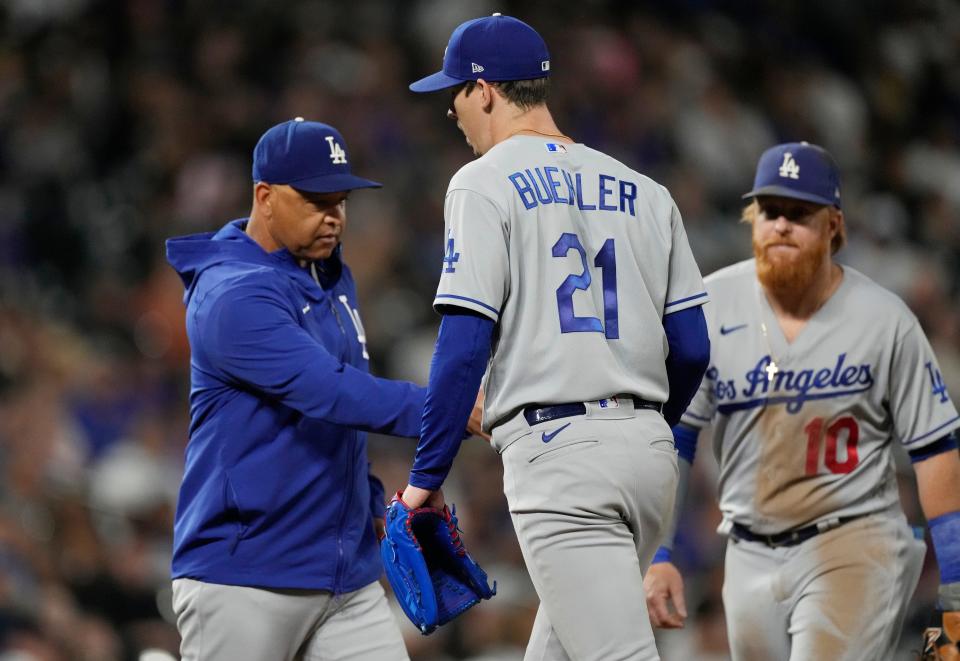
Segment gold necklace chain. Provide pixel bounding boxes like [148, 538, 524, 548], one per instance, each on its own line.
[759, 320, 780, 382]
[755, 282, 781, 383]
[507, 127, 573, 141]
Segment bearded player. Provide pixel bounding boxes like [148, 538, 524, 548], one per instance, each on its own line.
[644, 142, 960, 660]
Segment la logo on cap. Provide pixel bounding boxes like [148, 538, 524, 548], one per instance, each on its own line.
[778, 152, 800, 180]
[409, 14, 551, 93]
[326, 136, 347, 164]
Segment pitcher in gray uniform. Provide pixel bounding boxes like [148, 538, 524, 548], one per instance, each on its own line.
[395, 13, 711, 661]
[645, 142, 960, 660]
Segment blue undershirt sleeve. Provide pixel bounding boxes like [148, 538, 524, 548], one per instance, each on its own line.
[408, 308, 495, 491]
[662, 305, 710, 427]
[908, 434, 958, 463]
[672, 422, 699, 464]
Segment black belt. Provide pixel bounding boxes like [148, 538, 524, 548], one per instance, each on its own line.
[730, 516, 861, 548]
[523, 396, 663, 426]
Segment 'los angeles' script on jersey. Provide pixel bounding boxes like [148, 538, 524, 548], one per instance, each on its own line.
[508, 167, 638, 214]
[713, 353, 874, 414]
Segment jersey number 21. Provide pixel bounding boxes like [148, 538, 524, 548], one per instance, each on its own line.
[552, 232, 618, 339]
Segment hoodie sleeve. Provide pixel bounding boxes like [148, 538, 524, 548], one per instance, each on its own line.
[196, 278, 425, 437]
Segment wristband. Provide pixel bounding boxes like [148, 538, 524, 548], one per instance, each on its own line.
[930, 511, 960, 584]
[651, 545, 672, 564]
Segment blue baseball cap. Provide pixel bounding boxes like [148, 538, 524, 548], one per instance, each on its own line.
[742, 141, 841, 208]
[252, 118, 381, 193]
[409, 13, 550, 93]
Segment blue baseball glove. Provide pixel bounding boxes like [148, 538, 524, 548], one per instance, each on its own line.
[380, 490, 496, 635]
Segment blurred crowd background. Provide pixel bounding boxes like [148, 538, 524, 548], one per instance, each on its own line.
[1, 0, 958, 658]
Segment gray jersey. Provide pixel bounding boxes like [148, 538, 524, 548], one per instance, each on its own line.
[434, 135, 707, 429]
[683, 259, 960, 533]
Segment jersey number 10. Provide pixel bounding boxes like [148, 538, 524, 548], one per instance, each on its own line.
[804, 416, 860, 475]
[552, 232, 618, 339]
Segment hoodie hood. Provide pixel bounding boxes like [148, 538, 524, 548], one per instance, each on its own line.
[166, 219, 343, 304]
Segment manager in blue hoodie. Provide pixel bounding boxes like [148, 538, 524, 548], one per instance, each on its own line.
[165, 119, 447, 660]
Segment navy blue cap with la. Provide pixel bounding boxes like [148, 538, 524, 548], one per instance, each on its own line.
[743, 141, 842, 208]
[410, 13, 550, 93]
[252, 117, 382, 193]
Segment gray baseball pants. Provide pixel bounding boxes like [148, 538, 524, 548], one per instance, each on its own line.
[171, 578, 408, 661]
[493, 399, 678, 661]
[722, 511, 925, 660]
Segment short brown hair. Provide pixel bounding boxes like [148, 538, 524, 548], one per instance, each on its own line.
[491, 78, 550, 109]
[461, 78, 550, 110]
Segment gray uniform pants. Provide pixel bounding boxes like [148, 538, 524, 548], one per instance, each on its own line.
[493, 399, 678, 661]
[722, 512, 926, 661]
[171, 578, 408, 661]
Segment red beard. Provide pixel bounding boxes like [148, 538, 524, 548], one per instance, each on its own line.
[753, 232, 831, 297]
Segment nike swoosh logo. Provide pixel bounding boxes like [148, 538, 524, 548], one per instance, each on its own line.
[720, 323, 747, 335]
[541, 422, 572, 443]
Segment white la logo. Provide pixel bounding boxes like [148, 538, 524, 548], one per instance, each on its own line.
[471, 62, 484, 73]
[325, 136, 347, 164]
[778, 152, 800, 179]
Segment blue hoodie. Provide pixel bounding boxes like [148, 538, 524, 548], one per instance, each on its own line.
[165, 219, 425, 591]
